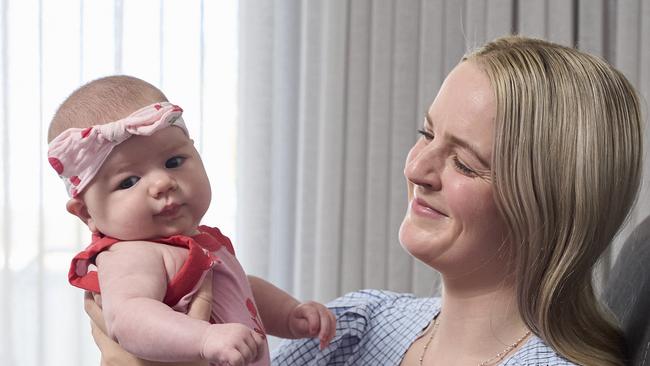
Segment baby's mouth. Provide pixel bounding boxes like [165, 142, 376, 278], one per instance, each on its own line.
[156, 203, 181, 217]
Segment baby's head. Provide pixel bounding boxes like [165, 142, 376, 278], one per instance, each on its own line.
[48, 75, 169, 141]
[48, 75, 211, 240]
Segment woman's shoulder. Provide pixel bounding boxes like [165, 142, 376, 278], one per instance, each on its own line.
[272, 289, 440, 365]
[327, 288, 440, 337]
[328, 288, 440, 311]
[502, 336, 579, 366]
[327, 289, 441, 331]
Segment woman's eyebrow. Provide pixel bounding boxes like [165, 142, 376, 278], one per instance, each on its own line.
[448, 135, 491, 168]
[425, 113, 434, 128]
[425, 113, 491, 168]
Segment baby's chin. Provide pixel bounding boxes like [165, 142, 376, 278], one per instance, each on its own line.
[96, 227, 192, 241]
[94, 217, 202, 240]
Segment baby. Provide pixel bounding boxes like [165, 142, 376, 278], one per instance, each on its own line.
[47, 75, 336, 365]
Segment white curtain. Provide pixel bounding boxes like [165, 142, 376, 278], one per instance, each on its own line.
[2, 1, 648, 365]
[237, 0, 650, 305]
[0, 1, 238, 365]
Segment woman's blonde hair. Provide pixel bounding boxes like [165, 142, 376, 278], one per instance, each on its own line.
[464, 36, 642, 365]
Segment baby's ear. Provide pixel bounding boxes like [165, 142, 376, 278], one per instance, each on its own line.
[66, 198, 98, 233]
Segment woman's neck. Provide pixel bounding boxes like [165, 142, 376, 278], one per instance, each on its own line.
[429, 277, 530, 365]
[440, 277, 523, 333]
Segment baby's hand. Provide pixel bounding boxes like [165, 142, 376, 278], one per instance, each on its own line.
[288, 301, 337, 350]
[201, 323, 266, 366]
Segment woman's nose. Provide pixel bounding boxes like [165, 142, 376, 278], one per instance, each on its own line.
[148, 172, 178, 198]
[404, 144, 442, 191]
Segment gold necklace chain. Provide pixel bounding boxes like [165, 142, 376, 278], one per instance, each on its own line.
[417, 317, 531, 366]
[476, 330, 531, 366]
[418, 317, 440, 365]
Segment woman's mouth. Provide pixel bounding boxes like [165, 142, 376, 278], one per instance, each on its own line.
[411, 197, 447, 219]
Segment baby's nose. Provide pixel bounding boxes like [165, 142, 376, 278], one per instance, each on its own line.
[148, 173, 178, 198]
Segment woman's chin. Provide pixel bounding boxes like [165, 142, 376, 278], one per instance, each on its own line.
[399, 218, 448, 267]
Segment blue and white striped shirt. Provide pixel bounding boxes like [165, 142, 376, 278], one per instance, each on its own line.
[272, 290, 576, 365]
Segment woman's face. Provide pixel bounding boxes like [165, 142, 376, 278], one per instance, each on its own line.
[399, 61, 510, 279]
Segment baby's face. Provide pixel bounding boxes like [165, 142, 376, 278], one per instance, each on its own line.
[79, 126, 211, 240]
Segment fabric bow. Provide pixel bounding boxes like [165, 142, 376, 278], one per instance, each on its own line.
[47, 102, 187, 197]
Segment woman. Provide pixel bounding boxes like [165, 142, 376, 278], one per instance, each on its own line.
[88, 36, 642, 365]
[273, 36, 642, 365]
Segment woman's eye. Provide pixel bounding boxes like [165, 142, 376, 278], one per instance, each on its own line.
[417, 129, 434, 141]
[117, 176, 140, 190]
[165, 156, 185, 169]
[453, 157, 476, 177]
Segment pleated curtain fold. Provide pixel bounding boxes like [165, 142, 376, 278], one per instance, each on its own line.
[237, 0, 650, 304]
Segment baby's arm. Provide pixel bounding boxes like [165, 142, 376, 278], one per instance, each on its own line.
[97, 241, 264, 363]
[248, 276, 336, 348]
[84, 275, 213, 366]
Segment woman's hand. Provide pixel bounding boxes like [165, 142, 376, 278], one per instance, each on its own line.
[84, 274, 214, 366]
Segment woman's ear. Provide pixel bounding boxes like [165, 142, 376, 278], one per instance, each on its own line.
[66, 198, 98, 233]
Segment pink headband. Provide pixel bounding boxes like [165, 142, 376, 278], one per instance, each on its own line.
[47, 102, 188, 197]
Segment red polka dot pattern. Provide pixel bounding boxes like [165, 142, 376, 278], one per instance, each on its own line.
[81, 127, 92, 138]
[48, 157, 64, 174]
[47, 102, 187, 197]
[246, 298, 257, 317]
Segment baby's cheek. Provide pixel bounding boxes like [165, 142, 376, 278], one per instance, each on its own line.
[100, 202, 145, 239]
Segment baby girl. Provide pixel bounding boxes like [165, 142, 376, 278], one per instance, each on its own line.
[47, 75, 335, 365]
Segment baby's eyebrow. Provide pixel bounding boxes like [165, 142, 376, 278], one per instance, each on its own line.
[101, 136, 192, 176]
[106, 159, 136, 177]
[161, 139, 190, 153]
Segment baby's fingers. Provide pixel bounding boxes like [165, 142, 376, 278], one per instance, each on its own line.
[239, 334, 258, 364]
[295, 304, 320, 336]
[318, 308, 336, 349]
[220, 349, 245, 366]
[251, 331, 266, 362]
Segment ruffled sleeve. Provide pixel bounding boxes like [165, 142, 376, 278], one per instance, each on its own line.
[272, 289, 439, 366]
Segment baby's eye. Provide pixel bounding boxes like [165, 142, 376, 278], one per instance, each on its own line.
[117, 176, 140, 190]
[165, 156, 186, 169]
